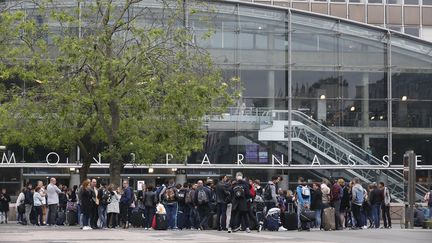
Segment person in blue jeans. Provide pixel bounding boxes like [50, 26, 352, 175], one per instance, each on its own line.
[163, 181, 179, 230]
[296, 177, 311, 231]
[311, 183, 323, 228]
[368, 183, 383, 228]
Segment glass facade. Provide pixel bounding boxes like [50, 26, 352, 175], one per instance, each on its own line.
[1, 0, 431, 199]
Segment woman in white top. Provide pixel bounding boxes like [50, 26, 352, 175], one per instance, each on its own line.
[15, 188, 25, 224]
[33, 187, 45, 226]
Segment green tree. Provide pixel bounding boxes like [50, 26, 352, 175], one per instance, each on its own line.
[0, 0, 235, 185]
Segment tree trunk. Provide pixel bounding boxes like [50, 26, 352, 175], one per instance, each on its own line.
[79, 156, 92, 183]
[109, 158, 123, 188]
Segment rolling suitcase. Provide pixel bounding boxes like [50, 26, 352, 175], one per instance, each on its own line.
[282, 204, 298, 230]
[66, 211, 77, 226]
[131, 208, 145, 228]
[56, 211, 65, 225]
[156, 214, 168, 230]
[322, 207, 336, 231]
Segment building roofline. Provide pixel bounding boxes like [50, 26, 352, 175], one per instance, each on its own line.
[216, 0, 432, 47]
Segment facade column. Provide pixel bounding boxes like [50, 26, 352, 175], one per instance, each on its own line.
[268, 71, 275, 109]
[176, 174, 187, 185]
[362, 72, 370, 149]
[280, 174, 289, 191]
[69, 173, 80, 188]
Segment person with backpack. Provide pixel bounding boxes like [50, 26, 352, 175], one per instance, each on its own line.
[186, 183, 199, 230]
[351, 177, 364, 229]
[215, 175, 230, 231]
[176, 183, 190, 229]
[264, 176, 279, 213]
[23, 183, 33, 225]
[379, 181, 392, 228]
[228, 172, 251, 233]
[330, 178, 343, 230]
[142, 185, 156, 229]
[163, 179, 178, 230]
[194, 180, 211, 230]
[424, 186, 432, 219]
[296, 177, 311, 231]
[97, 181, 110, 229]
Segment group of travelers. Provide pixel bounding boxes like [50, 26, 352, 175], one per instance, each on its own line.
[6, 173, 432, 232]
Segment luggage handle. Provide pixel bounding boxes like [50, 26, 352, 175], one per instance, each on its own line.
[287, 203, 294, 213]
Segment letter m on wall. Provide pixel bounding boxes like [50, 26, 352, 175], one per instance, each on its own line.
[2, 152, 16, 164]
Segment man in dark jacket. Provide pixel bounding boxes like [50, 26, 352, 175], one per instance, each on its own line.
[330, 178, 342, 230]
[24, 183, 33, 225]
[369, 183, 383, 228]
[194, 180, 211, 230]
[120, 180, 134, 229]
[228, 172, 251, 233]
[311, 183, 323, 228]
[177, 183, 190, 229]
[215, 175, 230, 231]
[0, 188, 11, 224]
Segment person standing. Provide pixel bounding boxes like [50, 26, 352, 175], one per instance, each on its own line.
[379, 182, 392, 228]
[0, 188, 11, 224]
[16, 188, 26, 224]
[311, 183, 323, 228]
[296, 177, 311, 231]
[330, 178, 343, 230]
[81, 179, 93, 230]
[369, 183, 383, 229]
[36, 181, 47, 225]
[351, 177, 364, 229]
[228, 172, 251, 233]
[163, 179, 178, 230]
[23, 183, 33, 225]
[215, 175, 230, 231]
[194, 180, 211, 230]
[143, 185, 156, 229]
[97, 181, 110, 229]
[107, 184, 120, 228]
[119, 180, 133, 229]
[264, 176, 279, 212]
[424, 186, 432, 219]
[46, 177, 61, 226]
[33, 187, 45, 226]
[90, 179, 99, 229]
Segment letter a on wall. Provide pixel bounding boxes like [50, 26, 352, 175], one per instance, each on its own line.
[201, 154, 211, 166]
[311, 155, 321, 166]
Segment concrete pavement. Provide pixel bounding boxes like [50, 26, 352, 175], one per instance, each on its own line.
[0, 223, 431, 243]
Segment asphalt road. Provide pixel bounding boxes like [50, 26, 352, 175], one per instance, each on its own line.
[0, 223, 431, 243]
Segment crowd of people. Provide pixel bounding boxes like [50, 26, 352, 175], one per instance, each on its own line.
[3, 172, 432, 232]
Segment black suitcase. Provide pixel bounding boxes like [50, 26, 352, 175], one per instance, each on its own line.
[131, 209, 145, 228]
[67, 211, 77, 226]
[156, 214, 168, 230]
[29, 207, 37, 225]
[56, 211, 65, 225]
[208, 213, 218, 230]
[282, 211, 298, 230]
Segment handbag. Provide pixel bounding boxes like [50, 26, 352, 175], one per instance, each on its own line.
[300, 209, 316, 223]
[18, 204, 25, 214]
[66, 201, 77, 212]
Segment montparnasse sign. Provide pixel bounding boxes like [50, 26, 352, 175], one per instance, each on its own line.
[1, 150, 419, 168]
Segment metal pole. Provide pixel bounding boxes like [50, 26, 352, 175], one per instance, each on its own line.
[287, 9, 292, 166]
[404, 150, 415, 229]
[387, 31, 392, 164]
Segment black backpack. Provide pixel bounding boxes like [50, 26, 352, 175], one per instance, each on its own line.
[177, 189, 188, 204]
[263, 184, 272, 200]
[100, 189, 111, 205]
[233, 184, 245, 199]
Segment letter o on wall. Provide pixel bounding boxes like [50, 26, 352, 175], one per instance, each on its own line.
[46, 152, 60, 165]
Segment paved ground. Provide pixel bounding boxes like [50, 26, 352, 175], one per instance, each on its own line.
[0, 223, 431, 243]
